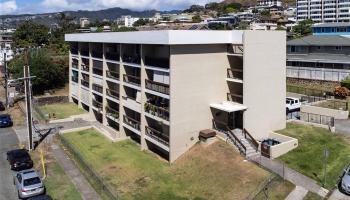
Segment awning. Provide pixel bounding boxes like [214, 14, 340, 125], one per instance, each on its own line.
[210, 101, 247, 112]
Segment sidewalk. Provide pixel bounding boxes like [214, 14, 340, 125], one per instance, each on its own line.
[285, 186, 308, 200]
[51, 142, 101, 200]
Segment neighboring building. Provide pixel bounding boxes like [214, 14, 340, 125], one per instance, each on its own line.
[312, 22, 350, 35]
[235, 12, 255, 22]
[256, 0, 282, 10]
[80, 18, 90, 28]
[65, 30, 286, 162]
[287, 35, 350, 82]
[0, 34, 14, 66]
[250, 22, 278, 30]
[296, 0, 350, 23]
[207, 15, 240, 27]
[117, 15, 140, 27]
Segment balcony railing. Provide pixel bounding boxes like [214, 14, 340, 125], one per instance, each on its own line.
[144, 102, 169, 121]
[92, 99, 103, 110]
[123, 74, 141, 86]
[92, 83, 103, 94]
[123, 115, 141, 131]
[72, 63, 78, 69]
[81, 50, 89, 57]
[122, 55, 141, 64]
[81, 65, 89, 72]
[106, 106, 119, 120]
[81, 79, 89, 88]
[227, 93, 243, 104]
[106, 52, 120, 61]
[92, 50, 103, 59]
[227, 45, 244, 55]
[71, 76, 78, 83]
[93, 68, 103, 76]
[106, 88, 119, 100]
[227, 68, 243, 81]
[106, 70, 120, 80]
[145, 126, 169, 146]
[145, 80, 170, 95]
[144, 57, 169, 69]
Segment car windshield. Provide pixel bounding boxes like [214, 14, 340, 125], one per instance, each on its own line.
[0, 116, 9, 120]
[23, 177, 41, 186]
[14, 151, 28, 158]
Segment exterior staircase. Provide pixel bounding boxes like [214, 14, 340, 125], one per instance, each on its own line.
[231, 129, 260, 159]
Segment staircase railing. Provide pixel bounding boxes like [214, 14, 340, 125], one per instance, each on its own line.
[212, 119, 246, 155]
[243, 128, 259, 152]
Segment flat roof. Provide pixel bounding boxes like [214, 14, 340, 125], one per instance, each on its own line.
[65, 30, 244, 45]
[312, 22, 350, 28]
[287, 53, 350, 64]
[287, 35, 350, 46]
[210, 101, 247, 113]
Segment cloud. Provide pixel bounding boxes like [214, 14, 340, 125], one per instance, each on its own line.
[0, 0, 18, 15]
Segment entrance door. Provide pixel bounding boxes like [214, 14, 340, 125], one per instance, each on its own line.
[227, 111, 243, 130]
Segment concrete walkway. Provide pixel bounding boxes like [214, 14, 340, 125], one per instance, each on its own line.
[250, 156, 329, 198]
[329, 189, 350, 200]
[285, 186, 308, 200]
[51, 143, 101, 200]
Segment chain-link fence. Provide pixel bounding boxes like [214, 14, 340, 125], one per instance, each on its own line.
[58, 134, 121, 200]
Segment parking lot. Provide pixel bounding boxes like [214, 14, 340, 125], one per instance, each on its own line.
[0, 127, 20, 200]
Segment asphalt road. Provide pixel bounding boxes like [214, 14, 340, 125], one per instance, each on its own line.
[0, 127, 20, 200]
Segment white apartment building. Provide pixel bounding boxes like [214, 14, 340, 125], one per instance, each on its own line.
[257, 0, 282, 9]
[297, 0, 350, 23]
[118, 15, 140, 27]
[65, 30, 287, 162]
[80, 18, 90, 28]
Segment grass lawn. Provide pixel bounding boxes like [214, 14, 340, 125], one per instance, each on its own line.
[278, 123, 350, 189]
[40, 103, 86, 119]
[31, 148, 82, 200]
[62, 129, 294, 200]
[303, 192, 323, 200]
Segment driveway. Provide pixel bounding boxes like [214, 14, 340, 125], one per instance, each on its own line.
[0, 127, 20, 200]
[329, 189, 350, 200]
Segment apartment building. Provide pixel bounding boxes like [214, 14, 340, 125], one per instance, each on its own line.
[297, 0, 350, 23]
[66, 30, 286, 162]
[257, 0, 282, 10]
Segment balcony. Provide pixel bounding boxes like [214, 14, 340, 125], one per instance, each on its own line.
[93, 68, 103, 76]
[145, 80, 170, 95]
[106, 106, 119, 120]
[106, 70, 119, 80]
[81, 65, 89, 72]
[144, 102, 169, 121]
[92, 83, 103, 94]
[81, 50, 89, 57]
[123, 115, 140, 131]
[106, 52, 120, 61]
[92, 99, 103, 111]
[92, 50, 103, 59]
[145, 126, 169, 146]
[227, 45, 244, 55]
[72, 62, 78, 69]
[71, 76, 78, 83]
[122, 55, 141, 65]
[227, 93, 243, 104]
[227, 68, 243, 82]
[144, 57, 169, 69]
[106, 88, 119, 100]
[123, 74, 141, 87]
[81, 79, 89, 88]
[71, 48, 78, 55]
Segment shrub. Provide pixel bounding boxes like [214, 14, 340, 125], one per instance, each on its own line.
[341, 79, 350, 90]
[334, 86, 350, 99]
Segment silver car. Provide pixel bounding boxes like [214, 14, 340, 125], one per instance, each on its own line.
[14, 169, 45, 199]
[341, 165, 350, 194]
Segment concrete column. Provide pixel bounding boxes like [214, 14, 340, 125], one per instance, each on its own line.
[140, 44, 148, 150]
[119, 44, 127, 137]
[77, 45, 83, 109]
[102, 43, 108, 126]
[88, 43, 94, 119]
[68, 48, 73, 103]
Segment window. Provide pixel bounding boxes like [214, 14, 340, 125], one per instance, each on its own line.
[317, 46, 321, 50]
[335, 46, 343, 50]
[291, 46, 296, 52]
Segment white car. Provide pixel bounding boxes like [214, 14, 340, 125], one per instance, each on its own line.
[286, 97, 301, 113]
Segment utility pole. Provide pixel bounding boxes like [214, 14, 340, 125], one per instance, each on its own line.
[24, 50, 34, 151]
[4, 52, 8, 107]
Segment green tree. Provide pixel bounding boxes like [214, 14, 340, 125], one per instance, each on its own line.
[260, 10, 271, 17]
[8, 49, 66, 95]
[292, 19, 314, 38]
[13, 21, 49, 48]
[133, 19, 149, 27]
[192, 15, 202, 23]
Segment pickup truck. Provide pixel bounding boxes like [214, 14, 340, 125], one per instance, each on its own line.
[286, 97, 301, 113]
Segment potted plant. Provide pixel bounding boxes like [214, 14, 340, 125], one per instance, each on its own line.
[144, 103, 150, 112]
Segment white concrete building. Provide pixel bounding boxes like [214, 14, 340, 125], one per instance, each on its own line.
[118, 15, 140, 27]
[80, 18, 90, 28]
[297, 0, 350, 23]
[66, 30, 288, 162]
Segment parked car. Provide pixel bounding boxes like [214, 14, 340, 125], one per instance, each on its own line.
[0, 101, 5, 111]
[27, 195, 53, 200]
[341, 165, 350, 194]
[14, 169, 45, 199]
[7, 149, 33, 171]
[0, 114, 13, 127]
[286, 97, 301, 113]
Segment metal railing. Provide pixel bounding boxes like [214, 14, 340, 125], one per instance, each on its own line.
[106, 52, 120, 61]
[92, 50, 103, 59]
[243, 128, 259, 151]
[106, 88, 119, 100]
[145, 126, 169, 146]
[144, 56, 169, 69]
[92, 99, 103, 110]
[314, 99, 348, 111]
[58, 135, 120, 200]
[212, 119, 246, 155]
[92, 84, 103, 94]
[145, 80, 170, 95]
[300, 112, 335, 127]
[72, 63, 79, 69]
[122, 55, 141, 64]
[71, 76, 78, 83]
[106, 106, 119, 120]
[144, 102, 169, 121]
[81, 50, 89, 57]
[81, 65, 89, 72]
[93, 68, 103, 76]
[227, 68, 243, 81]
[81, 79, 89, 88]
[106, 71, 120, 80]
[123, 74, 141, 86]
[227, 93, 243, 104]
[123, 115, 141, 131]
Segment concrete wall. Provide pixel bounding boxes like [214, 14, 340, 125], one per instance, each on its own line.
[243, 31, 286, 140]
[169, 44, 228, 162]
[287, 66, 350, 82]
[268, 132, 298, 159]
[301, 104, 349, 120]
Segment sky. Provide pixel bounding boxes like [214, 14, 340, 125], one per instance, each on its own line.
[0, 0, 221, 15]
